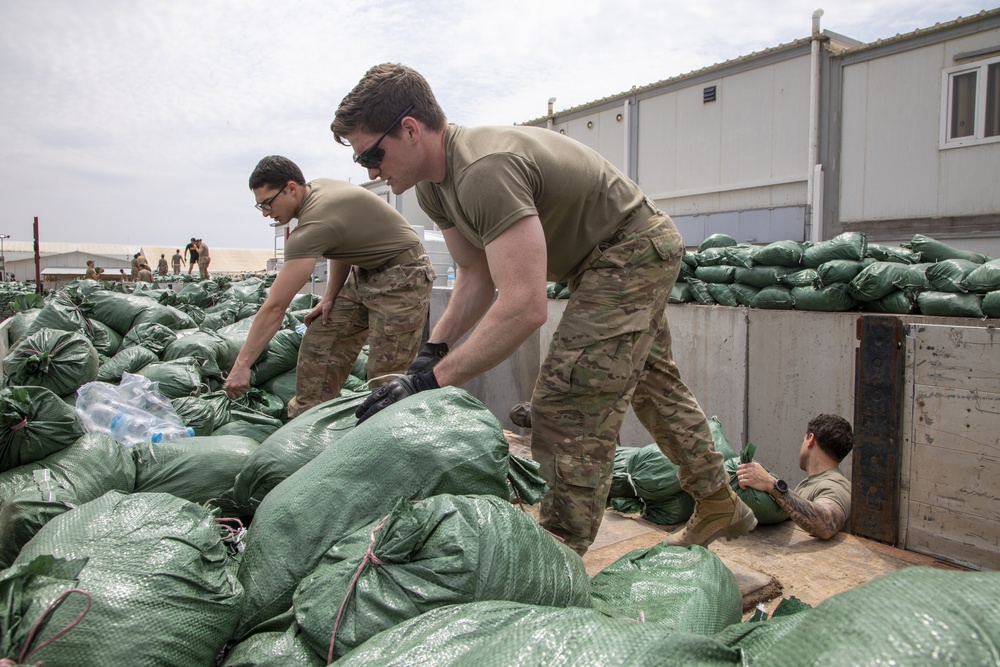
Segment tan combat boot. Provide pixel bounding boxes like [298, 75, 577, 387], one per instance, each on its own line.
[664, 485, 757, 547]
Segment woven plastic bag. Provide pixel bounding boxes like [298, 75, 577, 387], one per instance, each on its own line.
[802, 232, 867, 268]
[750, 567, 1000, 666]
[171, 395, 217, 435]
[294, 494, 590, 661]
[336, 600, 742, 667]
[120, 321, 179, 355]
[751, 240, 805, 267]
[791, 284, 858, 312]
[905, 234, 988, 264]
[916, 291, 984, 318]
[220, 622, 323, 667]
[234, 387, 511, 638]
[925, 258, 980, 292]
[3, 329, 99, 398]
[95, 345, 158, 383]
[0, 434, 134, 568]
[8, 491, 243, 666]
[726, 443, 788, 524]
[591, 543, 741, 633]
[135, 357, 205, 399]
[0, 386, 86, 473]
[962, 258, 1000, 293]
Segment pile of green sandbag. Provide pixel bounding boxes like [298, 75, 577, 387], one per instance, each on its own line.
[663, 232, 1000, 318]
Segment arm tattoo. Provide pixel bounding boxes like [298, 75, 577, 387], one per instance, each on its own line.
[774, 491, 846, 540]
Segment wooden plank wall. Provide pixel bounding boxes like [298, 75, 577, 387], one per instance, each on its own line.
[902, 324, 1000, 570]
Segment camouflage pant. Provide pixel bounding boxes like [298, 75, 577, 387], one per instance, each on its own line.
[287, 254, 435, 419]
[530, 208, 727, 554]
[198, 257, 211, 280]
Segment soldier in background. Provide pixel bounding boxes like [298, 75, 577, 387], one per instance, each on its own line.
[196, 239, 211, 280]
[85, 259, 98, 280]
[136, 263, 153, 283]
[185, 238, 199, 275]
[157, 254, 169, 276]
[171, 249, 183, 275]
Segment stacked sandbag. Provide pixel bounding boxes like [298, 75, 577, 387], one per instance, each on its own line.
[221, 621, 323, 667]
[0, 386, 86, 473]
[234, 387, 512, 638]
[0, 434, 135, 567]
[2, 491, 243, 666]
[3, 329, 99, 398]
[724, 442, 788, 525]
[294, 494, 590, 661]
[656, 232, 998, 318]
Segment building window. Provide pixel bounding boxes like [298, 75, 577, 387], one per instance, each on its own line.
[942, 55, 1000, 148]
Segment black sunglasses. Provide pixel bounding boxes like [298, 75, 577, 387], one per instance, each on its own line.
[353, 104, 414, 169]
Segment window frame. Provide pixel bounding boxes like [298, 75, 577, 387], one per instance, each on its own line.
[941, 54, 1000, 149]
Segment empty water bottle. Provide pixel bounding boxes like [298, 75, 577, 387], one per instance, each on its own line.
[151, 426, 196, 443]
[109, 411, 158, 447]
[446, 264, 456, 288]
[295, 323, 307, 334]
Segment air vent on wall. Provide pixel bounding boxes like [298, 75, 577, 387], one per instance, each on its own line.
[703, 86, 717, 103]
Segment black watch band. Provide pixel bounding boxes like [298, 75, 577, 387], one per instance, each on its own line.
[774, 479, 789, 495]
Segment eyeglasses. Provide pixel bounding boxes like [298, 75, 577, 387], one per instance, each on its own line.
[353, 104, 414, 169]
[255, 186, 286, 211]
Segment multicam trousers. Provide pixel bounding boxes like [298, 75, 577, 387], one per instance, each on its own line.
[530, 205, 728, 555]
[198, 257, 211, 280]
[286, 254, 435, 419]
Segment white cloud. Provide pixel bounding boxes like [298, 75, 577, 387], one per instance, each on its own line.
[0, 0, 992, 247]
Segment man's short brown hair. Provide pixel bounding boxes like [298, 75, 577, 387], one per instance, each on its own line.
[808, 414, 853, 463]
[332, 63, 447, 145]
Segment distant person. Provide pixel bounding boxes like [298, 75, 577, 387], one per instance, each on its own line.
[95, 267, 105, 279]
[224, 155, 435, 419]
[185, 238, 199, 275]
[84, 259, 98, 280]
[130, 253, 141, 280]
[171, 249, 183, 275]
[196, 239, 211, 280]
[157, 253, 169, 276]
[119, 268, 128, 283]
[136, 263, 154, 283]
[737, 414, 854, 540]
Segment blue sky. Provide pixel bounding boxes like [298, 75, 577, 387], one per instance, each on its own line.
[0, 0, 993, 249]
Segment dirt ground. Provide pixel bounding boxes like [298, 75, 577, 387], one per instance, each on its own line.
[506, 430, 961, 615]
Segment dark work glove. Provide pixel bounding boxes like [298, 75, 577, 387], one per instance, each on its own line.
[355, 370, 440, 424]
[407, 341, 449, 374]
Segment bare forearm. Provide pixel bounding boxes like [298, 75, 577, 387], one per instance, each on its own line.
[774, 492, 846, 540]
[232, 301, 286, 371]
[323, 261, 351, 302]
[429, 275, 495, 345]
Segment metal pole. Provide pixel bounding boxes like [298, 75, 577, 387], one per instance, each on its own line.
[0, 234, 8, 281]
[33, 217, 41, 293]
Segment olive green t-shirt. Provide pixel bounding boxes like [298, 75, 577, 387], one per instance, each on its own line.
[416, 125, 644, 282]
[795, 468, 852, 534]
[284, 179, 421, 269]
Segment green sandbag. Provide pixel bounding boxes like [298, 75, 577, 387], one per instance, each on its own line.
[6, 309, 42, 347]
[686, 277, 716, 305]
[177, 303, 206, 326]
[250, 329, 301, 385]
[212, 420, 281, 444]
[3, 329, 99, 398]
[983, 291, 1000, 318]
[751, 241, 805, 268]
[0, 434, 135, 568]
[171, 396, 217, 435]
[132, 435, 260, 516]
[894, 262, 935, 291]
[287, 292, 318, 311]
[962, 258, 1000, 293]
[261, 368, 297, 404]
[610, 496, 645, 514]
[350, 345, 369, 380]
[591, 543, 741, 633]
[679, 261, 695, 280]
[234, 387, 512, 638]
[803, 232, 867, 268]
[221, 391, 371, 513]
[925, 258, 980, 292]
[294, 494, 591, 660]
[609, 444, 682, 502]
[850, 261, 914, 302]
[706, 283, 740, 307]
[136, 357, 204, 399]
[723, 245, 755, 269]
[865, 243, 921, 264]
[232, 387, 285, 422]
[791, 284, 858, 312]
[752, 568, 1000, 666]
[817, 259, 867, 285]
[177, 282, 215, 308]
[916, 291, 984, 318]
[905, 234, 987, 264]
[199, 390, 235, 428]
[337, 601, 743, 667]
[780, 269, 821, 288]
[162, 328, 236, 379]
[610, 445, 643, 499]
[669, 282, 694, 303]
[221, 624, 323, 667]
[708, 415, 739, 459]
[507, 454, 548, 504]
[714, 605, 813, 656]
[694, 265, 736, 284]
[96, 345, 158, 383]
[734, 266, 796, 289]
[694, 247, 731, 267]
[81, 290, 160, 336]
[24, 292, 89, 338]
[222, 278, 267, 305]
[131, 303, 196, 332]
[642, 493, 695, 525]
[698, 233, 737, 252]
[729, 283, 759, 306]
[0, 386, 86, 473]
[682, 252, 699, 269]
[10, 492, 243, 667]
[862, 290, 917, 314]
[121, 321, 178, 355]
[750, 285, 794, 310]
[87, 319, 122, 358]
[726, 443, 788, 525]
[202, 301, 241, 330]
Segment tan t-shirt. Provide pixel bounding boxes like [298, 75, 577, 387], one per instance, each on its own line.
[283, 179, 421, 269]
[198, 243, 210, 260]
[416, 125, 644, 281]
[795, 467, 852, 534]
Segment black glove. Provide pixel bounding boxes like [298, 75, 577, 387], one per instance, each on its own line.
[407, 341, 449, 374]
[355, 370, 440, 424]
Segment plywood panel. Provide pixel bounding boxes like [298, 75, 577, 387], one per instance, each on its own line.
[903, 500, 1000, 570]
[910, 324, 1000, 394]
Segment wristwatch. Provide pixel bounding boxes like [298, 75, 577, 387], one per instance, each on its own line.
[773, 479, 789, 495]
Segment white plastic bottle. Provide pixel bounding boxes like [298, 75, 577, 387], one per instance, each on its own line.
[446, 264, 455, 288]
[151, 426, 196, 443]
